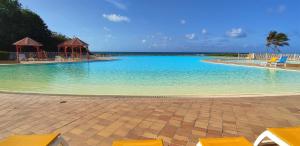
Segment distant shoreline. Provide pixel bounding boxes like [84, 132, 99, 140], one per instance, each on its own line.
[93, 52, 248, 56]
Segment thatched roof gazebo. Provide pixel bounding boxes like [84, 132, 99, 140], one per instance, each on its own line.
[58, 37, 90, 59]
[13, 37, 44, 62]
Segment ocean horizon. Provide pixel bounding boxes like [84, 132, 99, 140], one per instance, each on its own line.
[93, 52, 249, 56]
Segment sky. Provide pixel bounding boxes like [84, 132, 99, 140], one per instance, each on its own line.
[19, 0, 300, 53]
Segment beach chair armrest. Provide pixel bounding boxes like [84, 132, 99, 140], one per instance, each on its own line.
[254, 131, 289, 146]
[196, 142, 202, 146]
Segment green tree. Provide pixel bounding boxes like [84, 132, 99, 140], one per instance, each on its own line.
[47, 32, 69, 51]
[0, 0, 23, 51]
[0, 0, 67, 52]
[266, 31, 289, 53]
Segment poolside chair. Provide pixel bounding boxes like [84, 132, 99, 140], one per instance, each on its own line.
[196, 137, 252, 146]
[55, 56, 64, 62]
[246, 53, 255, 60]
[113, 139, 163, 146]
[265, 57, 278, 66]
[254, 126, 300, 146]
[18, 53, 26, 61]
[0, 133, 68, 146]
[28, 57, 35, 61]
[272, 56, 288, 67]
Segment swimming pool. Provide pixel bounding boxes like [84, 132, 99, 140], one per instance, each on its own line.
[0, 56, 300, 97]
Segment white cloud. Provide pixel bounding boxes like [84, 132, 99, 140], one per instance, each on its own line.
[104, 34, 114, 42]
[105, 0, 127, 10]
[146, 33, 173, 48]
[185, 33, 196, 40]
[180, 19, 186, 25]
[103, 14, 130, 22]
[226, 28, 247, 38]
[268, 4, 287, 14]
[278, 5, 286, 13]
[106, 34, 113, 38]
[103, 27, 110, 32]
[202, 29, 207, 35]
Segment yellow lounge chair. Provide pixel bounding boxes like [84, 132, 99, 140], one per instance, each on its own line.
[266, 56, 278, 64]
[0, 133, 68, 146]
[254, 126, 300, 146]
[113, 139, 163, 146]
[264, 57, 278, 67]
[268, 57, 278, 63]
[196, 137, 252, 146]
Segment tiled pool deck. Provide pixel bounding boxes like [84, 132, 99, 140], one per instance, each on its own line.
[0, 93, 299, 146]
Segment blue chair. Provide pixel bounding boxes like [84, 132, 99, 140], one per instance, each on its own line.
[272, 56, 288, 67]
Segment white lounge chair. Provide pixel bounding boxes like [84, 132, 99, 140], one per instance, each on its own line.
[18, 54, 26, 61]
[55, 56, 64, 62]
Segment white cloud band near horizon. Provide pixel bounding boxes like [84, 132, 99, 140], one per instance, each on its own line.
[103, 14, 130, 22]
[185, 33, 196, 40]
[226, 28, 247, 38]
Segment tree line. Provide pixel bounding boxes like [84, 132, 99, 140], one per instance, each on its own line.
[0, 0, 68, 52]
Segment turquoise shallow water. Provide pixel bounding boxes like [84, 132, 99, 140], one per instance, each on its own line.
[0, 56, 300, 96]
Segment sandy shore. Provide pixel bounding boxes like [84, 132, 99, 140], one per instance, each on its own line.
[0, 93, 299, 146]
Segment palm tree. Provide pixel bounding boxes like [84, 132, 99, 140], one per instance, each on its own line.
[266, 31, 289, 53]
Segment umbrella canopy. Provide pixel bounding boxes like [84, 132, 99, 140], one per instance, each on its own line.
[13, 37, 43, 47]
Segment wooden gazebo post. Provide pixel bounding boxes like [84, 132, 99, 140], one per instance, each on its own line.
[58, 47, 60, 56]
[79, 46, 82, 59]
[64, 46, 67, 58]
[71, 46, 74, 59]
[36, 46, 40, 60]
[16, 45, 20, 62]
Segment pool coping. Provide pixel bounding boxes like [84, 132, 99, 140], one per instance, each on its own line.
[1, 90, 300, 99]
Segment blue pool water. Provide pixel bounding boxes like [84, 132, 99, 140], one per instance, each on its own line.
[0, 56, 300, 96]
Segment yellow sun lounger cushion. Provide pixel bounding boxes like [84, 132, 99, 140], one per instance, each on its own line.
[113, 139, 163, 146]
[268, 57, 278, 63]
[268, 126, 300, 146]
[0, 133, 60, 146]
[199, 137, 252, 146]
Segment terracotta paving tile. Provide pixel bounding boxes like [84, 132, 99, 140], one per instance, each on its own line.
[159, 125, 178, 138]
[1, 93, 300, 145]
[191, 130, 206, 137]
[173, 134, 188, 141]
[171, 139, 188, 146]
[142, 132, 157, 139]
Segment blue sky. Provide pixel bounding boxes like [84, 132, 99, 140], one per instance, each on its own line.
[20, 0, 300, 53]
